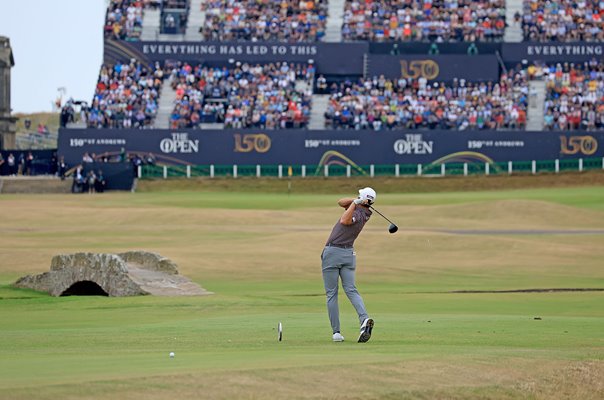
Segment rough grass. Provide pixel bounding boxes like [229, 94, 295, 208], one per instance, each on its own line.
[0, 185, 603, 399]
[137, 170, 604, 195]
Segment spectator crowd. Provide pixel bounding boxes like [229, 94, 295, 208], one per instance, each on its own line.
[87, 61, 164, 129]
[81, 0, 604, 133]
[101, 0, 604, 43]
[104, 0, 161, 40]
[324, 68, 529, 130]
[167, 61, 314, 129]
[522, 0, 604, 42]
[201, 0, 328, 41]
[71, 164, 107, 194]
[342, 0, 507, 42]
[535, 60, 604, 130]
[0, 152, 36, 176]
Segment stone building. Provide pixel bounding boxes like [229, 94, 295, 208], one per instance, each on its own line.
[0, 36, 17, 150]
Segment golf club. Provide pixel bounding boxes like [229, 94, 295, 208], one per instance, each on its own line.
[369, 206, 399, 234]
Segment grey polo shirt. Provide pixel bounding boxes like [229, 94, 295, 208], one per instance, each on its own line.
[325, 205, 372, 248]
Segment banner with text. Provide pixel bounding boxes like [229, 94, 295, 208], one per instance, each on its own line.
[502, 42, 604, 63]
[58, 129, 603, 170]
[104, 40, 369, 75]
[367, 55, 499, 82]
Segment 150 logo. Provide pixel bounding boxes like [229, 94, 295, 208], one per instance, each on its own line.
[560, 135, 598, 155]
[400, 60, 440, 80]
[234, 133, 271, 153]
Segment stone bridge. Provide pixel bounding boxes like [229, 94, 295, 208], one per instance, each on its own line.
[14, 251, 210, 297]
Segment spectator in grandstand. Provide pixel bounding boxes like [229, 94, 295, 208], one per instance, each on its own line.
[523, 0, 604, 42]
[167, 61, 313, 129]
[165, 13, 176, 29]
[104, 0, 148, 40]
[201, 0, 328, 41]
[341, 0, 507, 42]
[513, 10, 522, 27]
[325, 68, 528, 131]
[542, 60, 604, 130]
[87, 60, 162, 129]
[316, 74, 328, 94]
[543, 109, 555, 130]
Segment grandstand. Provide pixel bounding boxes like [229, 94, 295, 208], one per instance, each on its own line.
[10, 0, 604, 183]
[65, 0, 600, 133]
[522, 0, 604, 42]
[341, 0, 507, 42]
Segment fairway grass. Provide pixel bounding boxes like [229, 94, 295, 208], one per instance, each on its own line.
[0, 186, 603, 399]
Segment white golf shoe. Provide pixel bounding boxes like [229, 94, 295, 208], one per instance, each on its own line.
[358, 318, 374, 343]
[332, 332, 344, 342]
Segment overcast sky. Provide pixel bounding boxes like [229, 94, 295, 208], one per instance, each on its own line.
[0, 0, 106, 113]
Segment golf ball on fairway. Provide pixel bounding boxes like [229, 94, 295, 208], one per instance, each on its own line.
[169, 352, 175, 358]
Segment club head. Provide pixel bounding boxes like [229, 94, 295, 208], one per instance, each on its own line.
[388, 224, 398, 234]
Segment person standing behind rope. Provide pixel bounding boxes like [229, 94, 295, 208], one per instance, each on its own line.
[321, 187, 376, 343]
[7, 153, 16, 176]
[58, 156, 68, 180]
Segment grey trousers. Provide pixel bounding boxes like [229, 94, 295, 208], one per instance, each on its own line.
[321, 246, 369, 334]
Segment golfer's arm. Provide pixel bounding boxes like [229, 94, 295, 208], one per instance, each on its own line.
[338, 198, 354, 208]
[339, 203, 356, 225]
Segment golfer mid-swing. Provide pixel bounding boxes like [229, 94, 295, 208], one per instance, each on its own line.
[321, 187, 375, 343]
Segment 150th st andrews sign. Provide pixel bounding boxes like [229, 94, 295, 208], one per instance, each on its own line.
[59, 129, 604, 168]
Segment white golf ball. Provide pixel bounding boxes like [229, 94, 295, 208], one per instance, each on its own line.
[169, 352, 175, 358]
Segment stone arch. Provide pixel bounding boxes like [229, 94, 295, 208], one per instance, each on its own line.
[13, 251, 211, 297]
[60, 280, 109, 296]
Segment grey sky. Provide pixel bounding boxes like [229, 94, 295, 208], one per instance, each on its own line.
[0, 0, 106, 113]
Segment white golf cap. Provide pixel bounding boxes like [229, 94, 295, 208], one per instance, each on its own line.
[358, 187, 376, 204]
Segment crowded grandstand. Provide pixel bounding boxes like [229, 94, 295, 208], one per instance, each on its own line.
[59, 0, 600, 133]
[4, 0, 604, 186]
